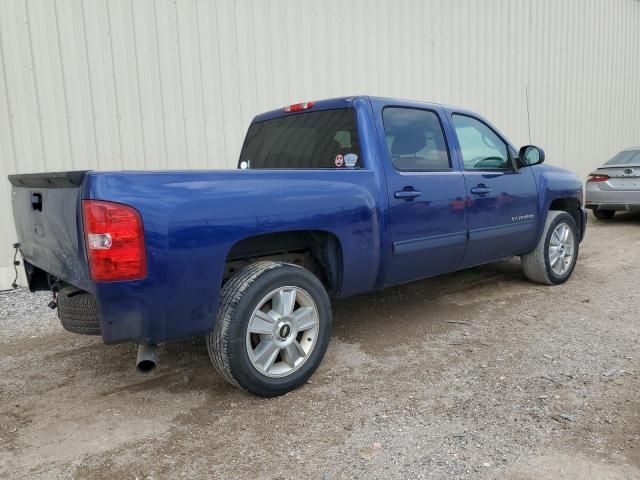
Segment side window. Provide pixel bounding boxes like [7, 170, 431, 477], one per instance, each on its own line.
[452, 114, 510, 170]
[382, 108, 450, 171]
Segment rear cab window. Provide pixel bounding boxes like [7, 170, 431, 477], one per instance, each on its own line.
[239, 109, 362, 169]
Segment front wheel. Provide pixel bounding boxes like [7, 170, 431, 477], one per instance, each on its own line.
[207, 261, 332, 397]
[521, 211, 579, 285]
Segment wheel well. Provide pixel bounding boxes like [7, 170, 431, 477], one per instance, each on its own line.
[549, 197, 582, 237]
[223, 231, 343, 294]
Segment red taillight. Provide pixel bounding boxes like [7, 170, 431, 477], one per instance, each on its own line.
[283, 101, 315, 112]
[82, 200, 147, 282]
[587, 174, 610, 182]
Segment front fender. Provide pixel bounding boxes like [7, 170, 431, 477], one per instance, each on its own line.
[532, 164, 584, 244]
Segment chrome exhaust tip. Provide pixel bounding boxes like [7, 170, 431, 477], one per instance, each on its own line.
[136, 343, 157, 373]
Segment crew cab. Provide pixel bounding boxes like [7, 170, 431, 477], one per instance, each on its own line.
[9, 96, 586, 396]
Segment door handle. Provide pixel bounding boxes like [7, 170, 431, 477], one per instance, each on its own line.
[31, 192, 43, 211]
[394, 189, 422, 200]
[470, 185, 492, 195]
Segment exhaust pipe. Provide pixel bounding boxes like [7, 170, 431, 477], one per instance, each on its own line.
[136, 343, 157, 373]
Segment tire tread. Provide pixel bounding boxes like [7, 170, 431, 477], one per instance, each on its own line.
[207, 261, 286, 390]
[593, 209, 615, 220]
[57, 287, 101, 335]
[521, 210, 578, 285]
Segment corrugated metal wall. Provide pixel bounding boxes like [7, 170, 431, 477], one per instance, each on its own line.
[1, 0, 639, 288]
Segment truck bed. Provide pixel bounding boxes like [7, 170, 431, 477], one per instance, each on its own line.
[9, 168, 382, 344]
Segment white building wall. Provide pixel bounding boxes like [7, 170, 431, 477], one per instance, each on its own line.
[1, 0, 639, 288]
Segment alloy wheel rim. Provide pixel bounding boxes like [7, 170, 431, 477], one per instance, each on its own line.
[548, 222, 575, 276]
[245, 286, 319, 378]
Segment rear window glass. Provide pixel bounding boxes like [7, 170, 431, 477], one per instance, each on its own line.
[239, 109, 361, 169]
[605, 150, 640, 165]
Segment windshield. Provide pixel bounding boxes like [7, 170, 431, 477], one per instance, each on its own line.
[239, 108, 361, 169]
[605, 149, 640, 165]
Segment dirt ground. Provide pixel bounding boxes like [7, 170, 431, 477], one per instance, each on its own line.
[1, 212, 639, 479]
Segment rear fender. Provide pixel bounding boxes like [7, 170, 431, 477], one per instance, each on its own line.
[84, 169, 381, 344]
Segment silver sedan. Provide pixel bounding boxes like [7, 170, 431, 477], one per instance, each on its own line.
[585, 147, 640, 219]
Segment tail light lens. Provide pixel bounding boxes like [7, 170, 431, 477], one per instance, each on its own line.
[82, 200, 147, 282]
[587, 174, 610, 182]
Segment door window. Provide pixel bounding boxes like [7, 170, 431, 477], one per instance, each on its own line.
[452, 114, 510, 170]
[382, 108, 450, 171]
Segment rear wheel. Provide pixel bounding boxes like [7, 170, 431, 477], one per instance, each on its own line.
[593, 209, 615, 220]
[207, 261, 332, 397]
[521, 211, 579, 285]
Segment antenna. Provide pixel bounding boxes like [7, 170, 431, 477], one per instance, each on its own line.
[525, 84, 532, 144]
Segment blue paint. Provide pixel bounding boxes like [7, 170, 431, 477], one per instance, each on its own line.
[10, 96, 585, 345]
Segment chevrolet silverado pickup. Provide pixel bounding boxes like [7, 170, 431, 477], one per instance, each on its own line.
[9, 96, 586, 396]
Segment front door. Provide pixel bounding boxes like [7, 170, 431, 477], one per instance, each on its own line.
[450, 113, 539, 267]
[380, 106, 468, 286]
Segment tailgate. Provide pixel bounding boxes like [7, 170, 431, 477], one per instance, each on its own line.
[9, 171, 92, 291]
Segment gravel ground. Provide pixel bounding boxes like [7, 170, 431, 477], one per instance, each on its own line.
[1, 212, 639, 479]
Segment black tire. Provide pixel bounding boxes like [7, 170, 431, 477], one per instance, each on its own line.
[593, 209, 615, 220]
[57, 287, 102, 336]
[207, 261, 332, 397]
[521, 210, 579, 285]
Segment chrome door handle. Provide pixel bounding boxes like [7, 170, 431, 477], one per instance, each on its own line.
[394, 190, 422, 200]
[470, 185, 492, 195]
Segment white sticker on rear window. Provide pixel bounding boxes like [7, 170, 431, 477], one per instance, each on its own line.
[344, 153, 358, 168]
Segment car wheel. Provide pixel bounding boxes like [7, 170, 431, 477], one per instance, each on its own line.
[593, 209, 615, 220]
[57, 287, 102, 335]
[207, 261, 332, 397]
[521, 210, 579, 285]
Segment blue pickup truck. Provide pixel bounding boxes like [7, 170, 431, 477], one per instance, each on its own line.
[9, 96, 586, 396]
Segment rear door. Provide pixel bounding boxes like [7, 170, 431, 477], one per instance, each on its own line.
[378, 105, 468, 286]
[449, 113, 539, 267]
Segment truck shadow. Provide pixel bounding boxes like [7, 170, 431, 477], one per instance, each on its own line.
[332, 258, 526, 353]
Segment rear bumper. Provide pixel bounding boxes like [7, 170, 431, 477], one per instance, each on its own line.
[579, 206, 587, 242]
[585, 184, 640, 211]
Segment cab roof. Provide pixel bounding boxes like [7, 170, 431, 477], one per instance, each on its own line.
[251, 95, 468, 124]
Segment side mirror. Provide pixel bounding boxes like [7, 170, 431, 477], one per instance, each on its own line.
[518, 145, 545, 167]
